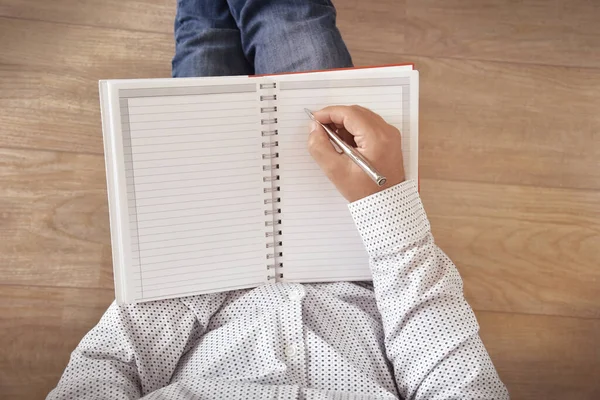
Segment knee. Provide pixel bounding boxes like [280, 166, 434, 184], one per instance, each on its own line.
[253, 18, 353, 74]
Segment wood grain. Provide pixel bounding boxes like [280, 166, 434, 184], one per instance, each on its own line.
[416, 55, 600, 190]
[349, 51, 600, 190]
[4, 18, 599, 190]
[334, 0, 600, 68]
[0, 17, 172, 75]
[0, 17, 172, 154]
[0, 0, 173, 33]
[333, 0, 407, 55]
[0, 148, 113, 289]
[1, 0, 600, 399]
[6, 0, 600, 69]
[0, 65, 106, 155]
[477, 311, 600, 400]
[404, 0, 600, 68]
[421, 178, 600, 319]
[0, 286, 114, 399]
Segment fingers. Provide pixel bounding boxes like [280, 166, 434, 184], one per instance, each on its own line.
[307, 122, 350, 176]
[335, 127, 356, 147]
[306, 107, 406, 202]
[313, 105, 381, 138]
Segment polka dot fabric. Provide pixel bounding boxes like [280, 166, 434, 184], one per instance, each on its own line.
[349, 180, 508, 399]
[48, 180, 508, 400]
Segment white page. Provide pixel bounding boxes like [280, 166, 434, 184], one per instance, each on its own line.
[275, 68, 418, 282]
[107, 80, 269, 302]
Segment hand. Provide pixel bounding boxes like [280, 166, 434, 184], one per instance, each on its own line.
[307, 105, 405, 202]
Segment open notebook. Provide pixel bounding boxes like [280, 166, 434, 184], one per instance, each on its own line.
[100, 65, 419, 303]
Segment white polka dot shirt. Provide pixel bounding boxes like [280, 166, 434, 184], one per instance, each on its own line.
[48, 180, 509, 399]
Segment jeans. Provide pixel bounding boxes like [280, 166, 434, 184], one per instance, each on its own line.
[172, 0, 353, 77]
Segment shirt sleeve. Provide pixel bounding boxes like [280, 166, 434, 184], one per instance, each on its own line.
[47, 294, 226, 399]
[348, 180, 509, 400]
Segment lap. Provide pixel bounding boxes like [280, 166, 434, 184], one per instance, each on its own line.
[172, 0, 254, 77]
[172, 0, 352, 77]
[228, 0, 353, 74]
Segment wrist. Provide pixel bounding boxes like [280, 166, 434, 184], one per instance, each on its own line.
[340, 169, 405, 202]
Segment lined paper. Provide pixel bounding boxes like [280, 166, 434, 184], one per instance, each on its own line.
[119, 85, 267, 301]
[276, 78, 412, 282]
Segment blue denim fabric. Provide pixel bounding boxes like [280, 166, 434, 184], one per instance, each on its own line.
[172, 0, 353, 77]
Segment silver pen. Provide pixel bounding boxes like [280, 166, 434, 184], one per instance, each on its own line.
[304, 108, 387, 186]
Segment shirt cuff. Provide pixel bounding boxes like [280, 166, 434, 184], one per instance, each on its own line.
[348, 180, 431, 257]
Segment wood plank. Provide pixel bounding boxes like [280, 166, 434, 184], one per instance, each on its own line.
[421, 179, 600, 319]
[350, 51, 600, 190]
[404, 0, 600, 68]
[0, 0, 173, 33]
[0, 148, 113, 289]
[0, 2, 597, 400]
[334, 0, 600, 68]
[0, 64, 105, 155]
[0, 285, 114, 400]
[0, 0, 402, 59]
[334, 0, 407, 56]
[477, 312, 600, 400]
[5, 0, 600, 70]
[0, 17, 172, 154]
[5, 47, 600, 191]
[0, 17, 172, 75]
[4, 16, 600, 191]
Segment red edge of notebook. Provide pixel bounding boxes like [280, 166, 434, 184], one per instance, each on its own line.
[251, 62, 419, 192]
[249, 62, 415, 78]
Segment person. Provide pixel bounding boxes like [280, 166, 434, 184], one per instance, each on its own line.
[48, 1, 509, 399]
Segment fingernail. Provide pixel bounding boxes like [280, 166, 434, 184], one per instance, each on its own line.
[309, 121, 317, 131]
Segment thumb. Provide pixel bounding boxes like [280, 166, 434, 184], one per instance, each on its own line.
[307, 122, 348, 175]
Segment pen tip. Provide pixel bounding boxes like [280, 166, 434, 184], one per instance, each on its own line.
[304, 108, 316, 121]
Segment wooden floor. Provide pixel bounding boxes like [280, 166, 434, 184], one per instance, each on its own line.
[1, 0, 599, 398]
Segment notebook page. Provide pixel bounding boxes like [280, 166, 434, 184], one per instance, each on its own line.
[276, 73, 417, 282]
[113, 82, 268, 302]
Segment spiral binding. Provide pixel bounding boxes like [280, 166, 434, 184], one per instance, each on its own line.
[260, 81, 283, 281]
